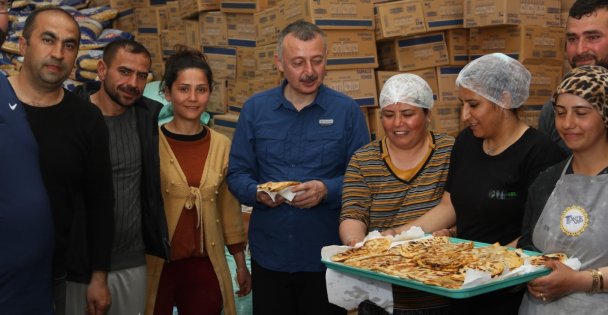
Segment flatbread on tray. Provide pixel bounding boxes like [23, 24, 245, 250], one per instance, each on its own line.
[331, 237, 392, 262]
[330, 236, 551, 290]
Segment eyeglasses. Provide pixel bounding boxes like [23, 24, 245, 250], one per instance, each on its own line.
[0, 0, 12, 14]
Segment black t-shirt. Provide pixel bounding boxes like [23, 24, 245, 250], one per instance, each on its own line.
[23, 90, 114, 279]
[446, 127, 565, 245]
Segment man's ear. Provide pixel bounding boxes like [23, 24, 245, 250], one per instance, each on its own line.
[18, 36, 27, 56]
[274, 53, 284, 73]
[96, 60, 107, 80]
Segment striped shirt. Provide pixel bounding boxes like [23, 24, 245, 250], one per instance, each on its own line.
[341, 132, 454, 231]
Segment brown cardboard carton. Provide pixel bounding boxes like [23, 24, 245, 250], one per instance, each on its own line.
[160, 30, 186, 59]
[376, 41, 398, 70]
[136, 34, 163, 63]
[166, 1, 184, 30]
[226, 13, 257, 47]
[104, 0, 131, 11]
[236, 46, 257, 81]
[525, 63, 563, 103]
[150, 61, 165, 80]
[324, 68, 378, 107]
[227, 80, 251, 114]
[199, 11, 228, 46]
[254, 44, 277, 75]
[394, 32, 449, 71]
[279, 0, 375, 30]
[561, 0, 574, 12]
[203, 46, 237, 80]
[519, 104, 543, 129]
[112, 10, 137, 34]
[178, 0, 220, 19]
[430, 101, 461, 137]
[445, 28, 468, 65]
[207, 79, 229, 114]
[367, 108, 385, 141]
[255, 6, 280, 46]
[374, 0, 426, 40]
[135, 7, 162, 34]
[468, 25, 564, 65]
[325, 30, 378, 70]
[423, 0, 464, 32]
[250, 74, 281, 93]
[157, 6, 168, 30]
[132, 0, 166, 8]
[464, 0, 561, 28]
[220, 0, 270, 13]
[211, 113, 240, 139]
[184, 19, 201, 50]
[436, 65, 464, 102]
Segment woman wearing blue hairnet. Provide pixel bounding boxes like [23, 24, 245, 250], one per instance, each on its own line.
[385, 53, 565, 314]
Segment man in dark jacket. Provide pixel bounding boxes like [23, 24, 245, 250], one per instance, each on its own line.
[70, 39, 170, 315]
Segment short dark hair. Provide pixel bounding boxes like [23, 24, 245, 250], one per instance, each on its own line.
[160, 45, 214, 94]
[103, 39, 151, 67]
[22, 6, 80, 44]
[276, 20, 326, 59]
[569, 0, 608, 19]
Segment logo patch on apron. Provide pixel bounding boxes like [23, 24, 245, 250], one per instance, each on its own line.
[560, 205, 588, 237]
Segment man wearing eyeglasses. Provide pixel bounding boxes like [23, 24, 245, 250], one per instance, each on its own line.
[0, 1, 55, 314]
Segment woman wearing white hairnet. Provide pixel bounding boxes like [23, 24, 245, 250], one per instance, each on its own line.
[340, 74, 454, 314]
[518, 65, 608, 315]
[385, 53, 565, 314]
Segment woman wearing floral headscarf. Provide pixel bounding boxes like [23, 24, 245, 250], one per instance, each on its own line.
[518, 65, 608, 315]
[385, 53, 565, 314]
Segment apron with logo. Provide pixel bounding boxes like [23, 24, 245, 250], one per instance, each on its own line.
[519, 157, 608, 314]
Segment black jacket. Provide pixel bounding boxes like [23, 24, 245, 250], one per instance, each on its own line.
[70, 83, 170, 282]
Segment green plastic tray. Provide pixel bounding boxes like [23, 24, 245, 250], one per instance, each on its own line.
[322, 237, 551, 299]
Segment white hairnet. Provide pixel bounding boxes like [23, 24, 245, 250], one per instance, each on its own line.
[379, 73, 434, 110]
[456, 53, 530, 109]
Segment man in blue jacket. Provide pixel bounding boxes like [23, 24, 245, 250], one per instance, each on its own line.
[227, 20, 370, 315]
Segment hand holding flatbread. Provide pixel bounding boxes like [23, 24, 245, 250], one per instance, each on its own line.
[290, 180, 327, 209]
[257, 181, 301, 203]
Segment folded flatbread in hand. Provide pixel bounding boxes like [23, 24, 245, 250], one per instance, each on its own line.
[257, 181, 300, 192]
[257, 181, 301, 202]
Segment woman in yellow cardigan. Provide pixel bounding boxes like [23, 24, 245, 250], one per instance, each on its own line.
[146, 46, 251, 315]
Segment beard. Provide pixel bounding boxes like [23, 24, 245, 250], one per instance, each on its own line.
[570, 53, 608, 69]
[105, 84, 141, 108]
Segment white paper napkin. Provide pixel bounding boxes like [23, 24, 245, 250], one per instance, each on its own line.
[257, 186, 298, 202]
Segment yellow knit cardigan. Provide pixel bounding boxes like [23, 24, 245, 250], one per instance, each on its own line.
[145, 127, 246, 315]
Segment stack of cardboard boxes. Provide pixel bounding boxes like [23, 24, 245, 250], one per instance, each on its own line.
[97, 0, 571, 140]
